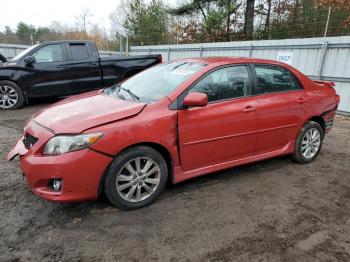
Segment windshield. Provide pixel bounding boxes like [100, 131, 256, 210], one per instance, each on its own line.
[104, 61, 206, 103]
[11, 44, 39, 61]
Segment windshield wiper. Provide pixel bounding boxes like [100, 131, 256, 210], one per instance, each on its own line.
[122, 87, 140, 101]
[106, 84, 139, 101]
[106, 83, 125, 100]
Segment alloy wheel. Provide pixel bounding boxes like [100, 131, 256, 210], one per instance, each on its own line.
[0, 85, 19, 109]
[301, 128, 321, 159]
[116, 157, 161, 202]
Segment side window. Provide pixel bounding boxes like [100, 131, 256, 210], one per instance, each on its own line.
[32, 44, 64, 63]
[255, 65, 302, 94]
[189, 66, 250, 102]
[69, 44, 90, 60]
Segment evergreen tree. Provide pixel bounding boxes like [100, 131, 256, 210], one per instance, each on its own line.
[169, 0, 241, 42]
[124, 0, 169, 45]
[16, 22, 36, 44]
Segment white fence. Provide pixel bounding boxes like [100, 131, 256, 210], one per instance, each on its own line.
[0, 43, 29, 58]
[130, 36, 350, 114]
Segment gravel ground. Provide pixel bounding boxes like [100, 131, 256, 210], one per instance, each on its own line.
[0, 101, 350, 262]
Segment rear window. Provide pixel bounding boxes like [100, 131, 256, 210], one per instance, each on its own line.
[255, 65, 302, 94]
[69, 44, 90, 60]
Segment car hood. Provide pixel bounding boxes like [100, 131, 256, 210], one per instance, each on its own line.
[33, 90, 146, 133]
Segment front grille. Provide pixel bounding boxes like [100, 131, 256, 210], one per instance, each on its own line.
[23, 133, 38, 149]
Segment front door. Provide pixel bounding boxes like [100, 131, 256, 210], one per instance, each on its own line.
[25, 43, 72, 97]
[178, 65, 258, 171]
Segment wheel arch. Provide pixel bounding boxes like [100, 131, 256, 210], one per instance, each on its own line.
[308, 115, 326, 133]
[0, 78, 21, 88]
[0, 76, 22, 85]
[98, 142, 174, 198]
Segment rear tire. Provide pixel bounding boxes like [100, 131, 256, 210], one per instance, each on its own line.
[292, 121, 324, 164]
[0, 81, 25, 109]
[104, 146, 168, 210]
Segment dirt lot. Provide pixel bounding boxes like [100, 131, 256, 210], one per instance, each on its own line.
[0, 101, 350, 262]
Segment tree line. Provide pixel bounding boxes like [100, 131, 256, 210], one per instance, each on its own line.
[0, 9, 116, 50]
[121, 0, 350, 45]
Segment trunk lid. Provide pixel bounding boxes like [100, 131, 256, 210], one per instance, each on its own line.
[313, 80, 335, 88]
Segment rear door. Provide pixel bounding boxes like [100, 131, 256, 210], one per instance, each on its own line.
[66, 42, 102, 94]
[252, 64, 307, 154]
[25, 43, 71, 97]
[178, 65, 258, 171]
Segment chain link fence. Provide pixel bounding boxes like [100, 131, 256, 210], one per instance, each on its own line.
[125, 9, 350, 47]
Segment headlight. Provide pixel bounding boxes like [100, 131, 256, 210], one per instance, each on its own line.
[43, 133, 103, 155]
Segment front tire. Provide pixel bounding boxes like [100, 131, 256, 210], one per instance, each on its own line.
[0, 81, 25, 109]
[292, 121, 324, 164]
[104, 146, 168, 209]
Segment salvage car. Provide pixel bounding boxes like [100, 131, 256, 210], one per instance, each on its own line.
[7, 57, 340, 209]
[0, 40, 161, 109]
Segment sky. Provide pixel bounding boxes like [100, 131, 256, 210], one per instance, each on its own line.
[0, 0, 120, 32]
[0, 0, 177, 34]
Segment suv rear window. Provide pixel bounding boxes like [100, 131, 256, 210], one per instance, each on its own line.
[69, 44, 90, 60]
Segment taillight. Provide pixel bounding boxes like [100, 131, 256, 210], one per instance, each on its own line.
[336, 94, 340, 104]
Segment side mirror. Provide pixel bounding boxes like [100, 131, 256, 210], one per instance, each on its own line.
[183, 92, 208, 108]
[24, 56, 36, 65]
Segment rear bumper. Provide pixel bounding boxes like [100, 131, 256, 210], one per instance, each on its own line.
[322, 108, 337, 134]
[7, 121, 112, 202]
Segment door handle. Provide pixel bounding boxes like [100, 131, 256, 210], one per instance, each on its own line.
[57, 64, 68, 69]
[242, 105, 256, 112]
[297, 97, 307, 104]
[89, 62, 98, 67]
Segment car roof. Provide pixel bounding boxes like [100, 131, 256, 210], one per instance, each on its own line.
[38, 40, 95, 45]
[179, 57, 288, 67]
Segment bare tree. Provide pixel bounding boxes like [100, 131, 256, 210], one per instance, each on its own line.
[76, 8, 93, 34]
[109, 0, 131, 37]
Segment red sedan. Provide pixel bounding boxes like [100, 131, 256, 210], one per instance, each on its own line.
[7, 57, 340, 209]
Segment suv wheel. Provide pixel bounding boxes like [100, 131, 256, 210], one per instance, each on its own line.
[0, 81, 25, 109]
[104, 146, 168, 209]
